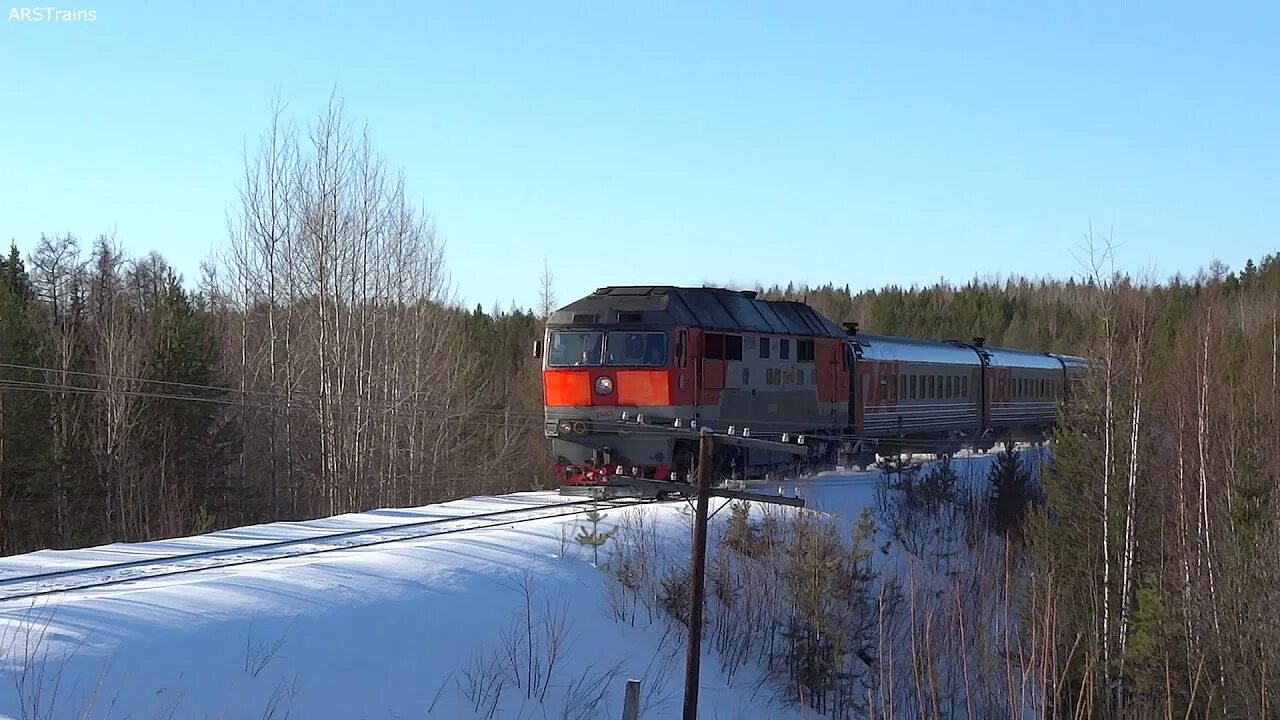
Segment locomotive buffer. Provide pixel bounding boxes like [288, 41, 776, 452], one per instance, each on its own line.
[600, 419, 807, 720]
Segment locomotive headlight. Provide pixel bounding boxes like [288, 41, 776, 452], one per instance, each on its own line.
[558, 420, 573, 435]
[595, 376, 614, 394]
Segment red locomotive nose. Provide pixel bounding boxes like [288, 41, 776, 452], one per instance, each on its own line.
[587, 370, 617, 406]
[543, 369, 672, 407]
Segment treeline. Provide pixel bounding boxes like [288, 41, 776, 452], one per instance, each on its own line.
[1029, 247, 1280, 716]
[0, 232, 549, 555]
[0, 99, 552, 556]
[753, 256, 1279, 355]
[758, 248, 1280, 715]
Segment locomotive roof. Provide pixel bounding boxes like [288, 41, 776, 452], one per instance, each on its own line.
[981, 344, 1065, 370]
[852, 333, 983, 366]
[548, 285, 847, 338]
[854, 333, 1077, 371]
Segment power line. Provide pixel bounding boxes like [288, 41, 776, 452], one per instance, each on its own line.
[0, 362, 1040, 449]
[0, 376, 687, 439]
[0, 361, 547, 420]
[0, 378, 546, 431]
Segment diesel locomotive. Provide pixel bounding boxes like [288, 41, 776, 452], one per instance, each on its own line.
[538, 285, 1087, 485]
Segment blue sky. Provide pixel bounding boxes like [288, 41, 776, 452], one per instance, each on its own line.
[2, 1, 1277, 312]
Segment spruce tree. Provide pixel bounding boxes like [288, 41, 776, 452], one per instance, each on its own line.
[988, 446, 1035, 537]
[918, 456, 958, 510]
[575, 504, 615, 566]
[723, 499, 758, 556]
[142, 277, 233, 533]
[0, 243, 54, 552]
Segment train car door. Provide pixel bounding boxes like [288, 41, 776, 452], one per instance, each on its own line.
[672, 328, 694, 406]
[698, 331, 726, 406]
[689, 329, 702, 405]
[985, 365, 1010, 428]
[828, 343, 841, 425]
[846, 342, 865, 434]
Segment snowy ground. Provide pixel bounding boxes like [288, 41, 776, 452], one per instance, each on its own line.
[0, 447, 1042, 719]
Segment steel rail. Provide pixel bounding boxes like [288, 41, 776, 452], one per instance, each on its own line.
[0, 497, 657, 604]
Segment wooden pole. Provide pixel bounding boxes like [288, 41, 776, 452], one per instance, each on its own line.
[682, 429, 713, 720]
[622, 678, 641, 720]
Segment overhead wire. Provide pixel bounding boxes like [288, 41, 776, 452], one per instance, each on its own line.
[0, 361, 548, 421]
[0, 374, 683, 438]
[0, 362, 1049, 448]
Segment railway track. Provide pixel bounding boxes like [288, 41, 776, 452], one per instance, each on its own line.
[0, 496, 659, 604]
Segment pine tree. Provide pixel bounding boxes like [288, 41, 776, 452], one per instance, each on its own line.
[988, 446, 1035, 537]
[723, 499, 759, 555]
[575, 504, 615, 566]
[0, 244, 53, 552]
[142, 276, 234, 535]
[918, 456, 957, 510]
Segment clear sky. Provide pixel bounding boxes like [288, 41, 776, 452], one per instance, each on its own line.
[3, 1, 1277, 313]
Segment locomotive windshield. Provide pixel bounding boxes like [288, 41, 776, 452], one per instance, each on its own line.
[548, 331, 604, 366]
[605, 331, 667, 367]
[547, 330, 667, 367]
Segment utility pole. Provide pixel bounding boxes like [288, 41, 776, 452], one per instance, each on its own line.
[682, 430, 714, 720]
[603, 414, 808, 720]
[679, 427, 806, 720]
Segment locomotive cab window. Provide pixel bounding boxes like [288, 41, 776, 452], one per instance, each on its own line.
[676, 331, 687, 368]
[605, 331, 668, 366]
[704, 333, 725, 360]
[725, 334, 744, 361]
[548, 331, 604, 366]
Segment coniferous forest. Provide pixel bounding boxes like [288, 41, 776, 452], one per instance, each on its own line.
[3, 99, 1279, 716]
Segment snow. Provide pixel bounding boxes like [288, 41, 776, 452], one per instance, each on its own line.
[0, 447, 1046, 720]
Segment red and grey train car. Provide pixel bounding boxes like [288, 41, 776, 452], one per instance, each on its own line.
[539, 286, 1086, 485]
